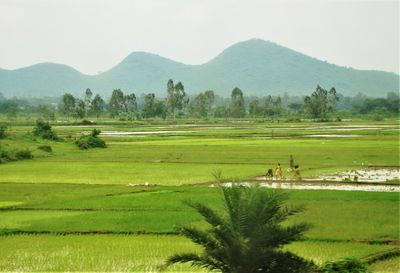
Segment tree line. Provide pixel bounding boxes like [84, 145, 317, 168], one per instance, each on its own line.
[0, 81, 398, 121]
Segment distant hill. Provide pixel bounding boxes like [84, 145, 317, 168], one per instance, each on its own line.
[0, 39, 398, 98]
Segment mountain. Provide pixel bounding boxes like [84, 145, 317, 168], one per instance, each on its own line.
[0, 39, 398, 97]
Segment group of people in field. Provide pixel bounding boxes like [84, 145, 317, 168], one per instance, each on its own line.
[266, 155, 301, 181]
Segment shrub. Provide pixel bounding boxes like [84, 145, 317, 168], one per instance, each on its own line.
[75, 129, 106, 150]
[372, 115, 383, 121]
[80, 119, 96, 125]
[0, 147, 33, 163]
[0, 149, 11, 163]
[320, 257, 369, 273]
[0, 124, 7, 139]
[91, 128, 101, 137]
[37, 145, 52, 153]
[32, 120, 59, 140]
[15, 150, 33, 160]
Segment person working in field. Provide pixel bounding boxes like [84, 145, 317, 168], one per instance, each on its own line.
[266, 168, 273, 180]
[275, 163, 282, 180]
[293, 165, 302, 180]
[289, 155, 295, 171]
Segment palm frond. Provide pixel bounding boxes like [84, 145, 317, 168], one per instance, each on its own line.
[178, 226, 219, 249]
[270, 204, 306, 223]
[186, 201, 224, 227]
[166, 253, 225, 272]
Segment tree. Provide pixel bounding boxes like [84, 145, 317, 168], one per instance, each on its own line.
[263, 95, 274, 118]
[91, 94, 106, 119]
[189, 90, 216, 118]
[62, 93, 76, 118]
[141, 93, 156, 118]
[108, 89, 125, 119]
[214, 105, 228, 118]
[84, 88, 93, 115]
[154, 99, 167, 119]
[230, 87, 245, 118]
[272, 96, 282, 121]
[189, 93, 208, 118]
[6, 104, 17, 119]
[166, 183, 314, 273]
[304, 85, 339, 120]
[204, 90, 215, 116]
[288, 102, 303, 115]
[37, 104, 55, 121]
[73, 99, 86, 119]
[124, 93, 137, 120]
[249, 98, 262, 117]
[166, 79, 187, 119]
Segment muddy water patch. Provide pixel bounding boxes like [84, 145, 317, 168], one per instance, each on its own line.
[306, 168, 400, 183]
[216, 182, 399, 192]
[259, 182, 399, 192]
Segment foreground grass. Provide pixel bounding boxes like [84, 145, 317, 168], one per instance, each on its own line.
[0, 234, 396, 272]
[0, 184, 398, 241]
[369, 256, 400, 273]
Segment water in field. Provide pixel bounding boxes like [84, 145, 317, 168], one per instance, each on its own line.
[219, 181, 399, 192]
[305, 168, 400, 183]
[234, 168, 400, 192]
[259, 182, 400, 192]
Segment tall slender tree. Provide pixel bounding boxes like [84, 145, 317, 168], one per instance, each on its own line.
[61, 93, 76, 118]
[84, 88, 93, 115]
[166, 79, 187, 119]
[108, 89, 125, 119]
[142, 93, 156, 118]
[124, 93, 137, 120]
[230, 87, 245, 118]
[91, 94, 105, 119]
[73, 99, 86, 119]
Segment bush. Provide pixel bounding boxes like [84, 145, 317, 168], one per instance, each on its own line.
[32, 120, 59, 140]
[15, 150, 33, 160]
[0, 124, 7, 139]
[80, 119, 96, 125]
[0, 147, 33, 163]
[372, 114, 383, 121]
[37, 145, 52, 153]
[0, 149, 11, 163]
[320, 257, 369, 273]
[75, 129, 106, 150]
[91, 128, 101, 137]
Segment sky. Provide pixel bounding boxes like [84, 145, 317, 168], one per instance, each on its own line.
[0, 0, 398, 75]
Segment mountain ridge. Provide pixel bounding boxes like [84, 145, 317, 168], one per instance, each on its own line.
[0, 38, 398, 97]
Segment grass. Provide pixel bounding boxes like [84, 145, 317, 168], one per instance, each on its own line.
[0, 234, 201, 272]
[368, 256, 400, 273]
[0, 234, 396, 272]
[0, 132, 398, 185]
[0, 184, 398, 241]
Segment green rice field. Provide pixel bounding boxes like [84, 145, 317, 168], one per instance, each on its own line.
[0, 120, 399, 272]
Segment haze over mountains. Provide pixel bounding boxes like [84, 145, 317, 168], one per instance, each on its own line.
[0, 39, 398, 98]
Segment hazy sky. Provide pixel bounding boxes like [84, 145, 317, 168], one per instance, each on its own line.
[0, 0, 398, 75]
